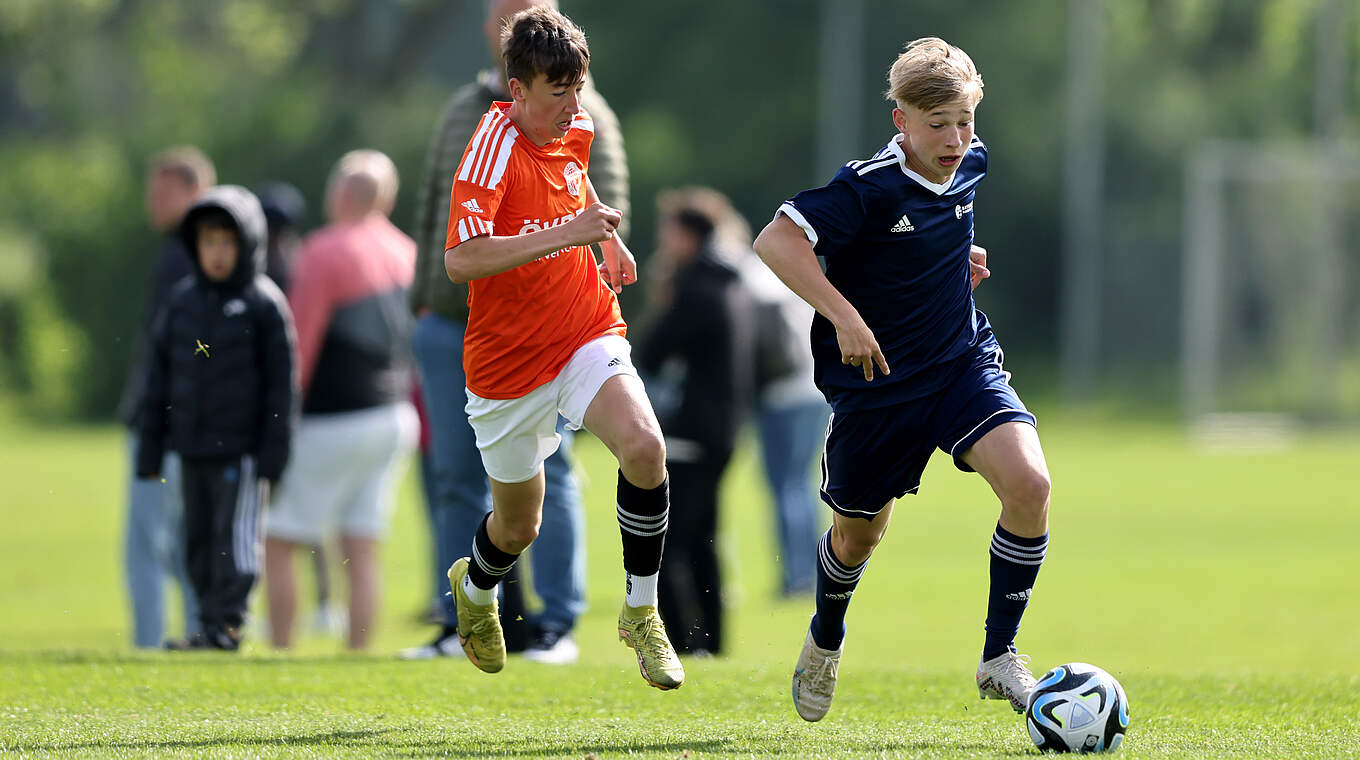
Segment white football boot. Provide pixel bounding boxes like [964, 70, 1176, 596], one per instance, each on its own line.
[976, 650, 1038, 713]
[792, 627, 842, 722]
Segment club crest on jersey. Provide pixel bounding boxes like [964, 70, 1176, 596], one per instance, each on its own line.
[563, 161, 582, 196]
[955, 201, 973, 219]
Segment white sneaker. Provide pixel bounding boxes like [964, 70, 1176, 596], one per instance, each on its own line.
[310, 603, 347, 637]
[792, 628, 841, 722]
[976, 650, 1037, 713]
[523, 629, 579, 665]
[398, 629, 466, 660]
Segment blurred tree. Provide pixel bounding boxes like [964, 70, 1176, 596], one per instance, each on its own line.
[0, 0, 1351, 418]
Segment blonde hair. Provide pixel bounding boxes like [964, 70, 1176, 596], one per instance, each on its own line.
[884, 37, 983, 111]
[148, 145, 216, 189]
[328, 149, 399, 215]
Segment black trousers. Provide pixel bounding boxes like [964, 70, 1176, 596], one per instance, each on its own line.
[658, 445, 732, 655]
[180, 456, 265, 631]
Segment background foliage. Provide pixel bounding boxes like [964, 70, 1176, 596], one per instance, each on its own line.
[0, 0, 1356, 418]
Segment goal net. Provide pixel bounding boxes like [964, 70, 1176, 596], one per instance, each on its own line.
[1181, 140, 1360, 432]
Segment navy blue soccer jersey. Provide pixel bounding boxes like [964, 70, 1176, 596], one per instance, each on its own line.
[778, 133, 997, 411]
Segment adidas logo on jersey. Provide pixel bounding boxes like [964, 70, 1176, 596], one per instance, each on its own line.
[890, 214, 914, 233]
[461, 198, 485, 214]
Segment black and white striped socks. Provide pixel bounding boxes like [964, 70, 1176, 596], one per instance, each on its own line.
[617, 471, 668, 608]
[464, 513, 519, 605]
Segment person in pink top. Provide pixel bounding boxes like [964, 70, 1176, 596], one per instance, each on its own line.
[264, 150, 420, 650]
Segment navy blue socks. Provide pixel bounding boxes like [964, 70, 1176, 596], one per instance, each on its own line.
[809, 529, 867, 651]
[983, 522, 1048, 660]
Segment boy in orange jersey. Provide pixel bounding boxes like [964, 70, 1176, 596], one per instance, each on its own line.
[442, 5, 682, 690]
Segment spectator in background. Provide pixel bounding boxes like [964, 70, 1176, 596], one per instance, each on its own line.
[137, 185, 296, 651]
[637, 187, 755, 656]
[667, 191, 830, 599]
[257, 181, 308, 293]
[400, 0, 629, 664]
[737, 253, 830, 597]
[256, 180, 344, 636]
[116, 146, 215, 648]
[263, 150, 418, 651]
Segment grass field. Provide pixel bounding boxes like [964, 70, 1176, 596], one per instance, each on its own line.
[2, 410, 1358, 758]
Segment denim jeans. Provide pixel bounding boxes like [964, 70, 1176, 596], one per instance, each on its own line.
[414, 313, 586, 633]
[756, 399, 831, 595]
[124, 434, 198, 647]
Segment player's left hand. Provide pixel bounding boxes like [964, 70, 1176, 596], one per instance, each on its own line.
[598, 235, 637, 294]
[970, 245, 990, 291]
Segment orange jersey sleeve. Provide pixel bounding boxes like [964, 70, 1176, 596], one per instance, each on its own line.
[446, 108, 517, 250]
[447, 104, 625, 399]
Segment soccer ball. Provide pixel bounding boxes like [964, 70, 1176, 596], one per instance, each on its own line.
[1025, 662, 1130, 753]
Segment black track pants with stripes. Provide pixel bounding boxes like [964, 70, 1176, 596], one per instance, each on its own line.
[181, 456, 265, 631]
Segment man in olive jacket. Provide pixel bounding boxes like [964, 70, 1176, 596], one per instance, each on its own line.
[401, 0, 628, 664]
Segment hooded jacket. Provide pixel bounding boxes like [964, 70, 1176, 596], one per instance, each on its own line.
[136, 185, 298, 480]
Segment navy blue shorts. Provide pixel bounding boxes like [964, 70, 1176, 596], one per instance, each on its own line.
[819, 346, 1036, 520]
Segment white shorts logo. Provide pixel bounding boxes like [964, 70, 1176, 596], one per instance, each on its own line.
[563, 161, 582, 196]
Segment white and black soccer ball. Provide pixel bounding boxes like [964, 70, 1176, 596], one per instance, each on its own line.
[1025, 662, 1130, 753]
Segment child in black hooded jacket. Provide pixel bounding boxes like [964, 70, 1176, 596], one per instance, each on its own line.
[137, 185, 297, 650]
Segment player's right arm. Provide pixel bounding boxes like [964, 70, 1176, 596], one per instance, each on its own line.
[445, 201, 620, 283]
[442, 110, 622, 282]
[754, 214, 889, 382]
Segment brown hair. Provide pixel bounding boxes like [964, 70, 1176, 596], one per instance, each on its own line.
[149, 145, 216, 189]
[884, 37, 984, 111]
[656, 186, 751, 249]
[501, 5, 589, 86]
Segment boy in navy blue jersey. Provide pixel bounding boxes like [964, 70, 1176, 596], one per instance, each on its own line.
[753, 37, 1049, 721]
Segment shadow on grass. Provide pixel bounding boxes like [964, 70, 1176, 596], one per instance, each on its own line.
[12, 728, 393, 754]
[392, 737, 735, 758]
[0, 650, 399, 666]
[11, 724, 1028, 757]
[390, 736, 1012, 758]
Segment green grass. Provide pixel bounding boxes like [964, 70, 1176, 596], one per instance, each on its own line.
[2, 410, 1358, 758]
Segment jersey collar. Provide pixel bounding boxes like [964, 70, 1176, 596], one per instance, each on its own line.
[886, 135, 954, 196]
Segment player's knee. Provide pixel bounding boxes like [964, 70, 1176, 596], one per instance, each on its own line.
[1002, 470, 1051, 521]
[616, 425, 666, 488]
[832, 527, 882, 566]
[499, 517, 541, 554]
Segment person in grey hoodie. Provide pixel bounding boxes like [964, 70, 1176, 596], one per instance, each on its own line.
[137, 185, 297, 650]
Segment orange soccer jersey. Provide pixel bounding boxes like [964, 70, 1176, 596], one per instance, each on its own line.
[447, 102, 626, 399]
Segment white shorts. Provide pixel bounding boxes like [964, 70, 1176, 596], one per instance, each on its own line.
[466, 334, 637, 484]
[265, 402, 419, 543]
